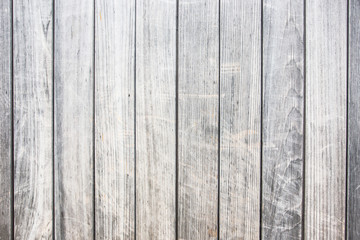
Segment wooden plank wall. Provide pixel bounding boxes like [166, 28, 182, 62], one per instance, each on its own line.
[0, 0, 357, 239]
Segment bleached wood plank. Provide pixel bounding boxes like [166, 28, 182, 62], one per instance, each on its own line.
[305, 0, 347, 239]
[178, 0, 219, 239]
[54, 0, 94, 238]
[0, 0, 12, 238]
[13, 0, 53, 238]
[219, 0, 261, 239]
[95, 0, 135, 238]
[347, 0, 360, 238]
[135, 0, 177, 239]
[262, 0, 304, 239]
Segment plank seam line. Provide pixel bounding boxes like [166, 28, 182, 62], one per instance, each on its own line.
[345, 0, 350, 238]
[217, 0, 221, 239]
[52, 0, 56, 238]
[134, 0, 137, 239]
[301, 0, 306, 238]
[10, 0, 15, 239]
[92, 0, 96, 238]
[259, 0, 264, 238]
[175, 0, 179, 239]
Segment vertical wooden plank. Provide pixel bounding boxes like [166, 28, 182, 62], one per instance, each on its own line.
[0, 0, 11, 238]
[178, 0, 219, 239]
[95, 0, 135, 239]
[54, 0, 94, 238]
[348, 0, 360, 238]
[136, 0, 176, 239]
[219, 0, 261, 239]
[13, 0, 53, 238]
[262, 0, 304, 239]
[305, 0, 347, 239]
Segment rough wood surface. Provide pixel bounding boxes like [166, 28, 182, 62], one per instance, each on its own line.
[136, 0, 176, 239]
[262, 0, 304, 239]
[54, 0, 94, 238]
[95, 0, 135, 239]
[219, 0, 261, 239]
[348, 0, 360, 238]
[0, 0, 12, 238]
[13, 0, 53, 238]
[305, 0, 347, 239]
[178, 0, 219, 239]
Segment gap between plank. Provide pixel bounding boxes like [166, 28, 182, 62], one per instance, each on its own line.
[301, 0, 306, 238]
[259, 0, 264, 238]
[10, 0, 15, 238]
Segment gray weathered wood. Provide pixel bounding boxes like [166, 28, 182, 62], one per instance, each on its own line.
[219, 0, 261, 239]
[95, 0, 135, 238]
[0, 0, 11, 238]
[13, 0, 53, 238]
[348, 0, 360, 238]
[262, 0, 304, 239]
[305, 0, 347, 239]
[178, 0, 219, 239]
[136, 0, 176, 239]
[54, 0, 94, 238]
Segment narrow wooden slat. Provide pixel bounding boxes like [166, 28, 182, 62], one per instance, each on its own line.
[95, 0, 135, 238]
[178, 0, 219, 239]
[0, 0, 12, 238]
[305, 0, 347, 239]
[54, 0, 94, 238]
[348, 0, 360, 238]
[219, 0, 261, 239]
[13, 0, 53, 238]
[136, 0, 176, 239]
[262, 0, 304, 239]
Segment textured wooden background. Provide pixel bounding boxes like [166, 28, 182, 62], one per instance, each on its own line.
[0, 0, 356, 239]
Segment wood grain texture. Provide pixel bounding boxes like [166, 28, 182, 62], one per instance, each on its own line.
[178, 0, 219, 239]
[54, 0, 94, 238]
[219, 0, 261, 239]
[136, 0, 176, 239]
[305, 0, 347, 239]
[13, 0, 53, 238]
[0, 0, 12, 238]
[262, 0, 304, 239]
[348, 0, 360, 238]
[95, 0, 135, 239]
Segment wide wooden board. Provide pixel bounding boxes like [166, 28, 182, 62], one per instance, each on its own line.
[136, 0, 177, 239]
[347, 0, 360, 239]
[305, 0, 347, 239]
[262, 0, 304, 239]
[54, 0, 94, 238]
[13, 0, 53, 238]
[219, 0, 261, 239]
[178, 0, 219, 239]
[94, 0, 135, 239]
[0, 0, 12, 238]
